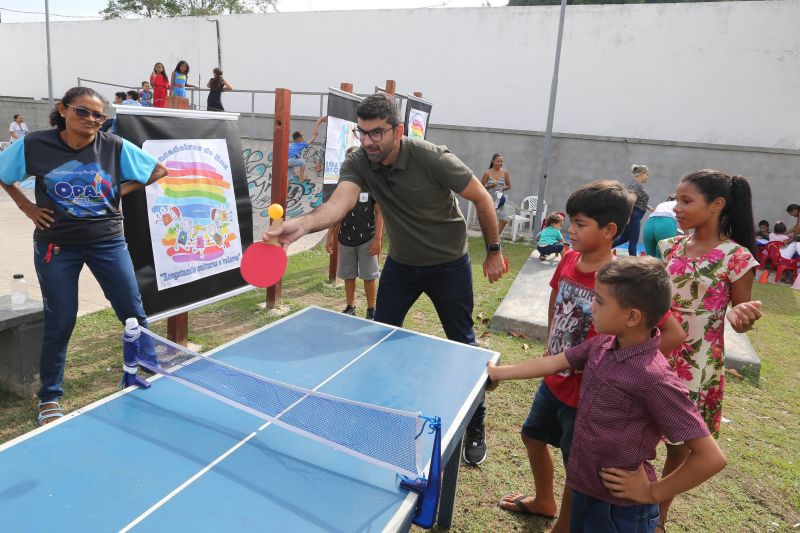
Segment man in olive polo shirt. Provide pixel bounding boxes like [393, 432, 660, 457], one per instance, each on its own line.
[265, 93, 505, 465]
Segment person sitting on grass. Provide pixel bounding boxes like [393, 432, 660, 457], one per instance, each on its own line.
[488, 256, 727, 532]
[536, 212, 565, 261]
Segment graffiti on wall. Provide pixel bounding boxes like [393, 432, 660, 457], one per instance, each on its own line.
[242, 138, 325, 236]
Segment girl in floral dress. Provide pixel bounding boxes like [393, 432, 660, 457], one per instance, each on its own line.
[656, 170, 762, 532]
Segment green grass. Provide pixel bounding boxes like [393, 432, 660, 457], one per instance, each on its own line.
[1, 239, 798, 531]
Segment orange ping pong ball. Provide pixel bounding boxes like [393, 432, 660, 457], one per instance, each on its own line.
[268, 204, 284, 220]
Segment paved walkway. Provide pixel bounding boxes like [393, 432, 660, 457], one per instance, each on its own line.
[1, 189, 326, 317]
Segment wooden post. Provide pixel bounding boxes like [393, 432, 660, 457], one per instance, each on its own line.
[385, 80, 396, 96]
[413, 91, 423, 98]
[167, 313, 188, 347]
[328, 82, 353, 283]
[267, 88, 291, 309]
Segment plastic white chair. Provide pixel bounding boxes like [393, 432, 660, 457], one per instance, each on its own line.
[508, 195, 544, 241]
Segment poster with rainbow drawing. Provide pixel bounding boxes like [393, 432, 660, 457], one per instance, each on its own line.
[142, 139, 243, 291]
[407, 108, 429, 140]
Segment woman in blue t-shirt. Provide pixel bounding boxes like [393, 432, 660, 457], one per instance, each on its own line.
[0, 87, 168, 426]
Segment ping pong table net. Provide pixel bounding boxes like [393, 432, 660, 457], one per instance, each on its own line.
[127, 325, 428, 479]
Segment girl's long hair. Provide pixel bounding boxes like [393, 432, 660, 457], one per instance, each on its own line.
[174, 60, 190, 76]
[153, 62, 169, 84]
[488, 153, 502, 169]
[681, 170, 756, 254]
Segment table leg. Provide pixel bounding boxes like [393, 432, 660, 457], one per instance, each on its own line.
[437, 436, 462, 529]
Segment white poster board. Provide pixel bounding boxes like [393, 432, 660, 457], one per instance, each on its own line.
[407, 108, 429, 140]
[323, 116, 361, 185]
[143, 139, 243, 290]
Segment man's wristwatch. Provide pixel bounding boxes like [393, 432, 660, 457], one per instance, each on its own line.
[486, 242, 502, 254]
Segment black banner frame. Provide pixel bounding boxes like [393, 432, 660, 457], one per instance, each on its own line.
[116, 106, 253, 320]
[401, 93, 433, 141]
[322, 88, 364, 201]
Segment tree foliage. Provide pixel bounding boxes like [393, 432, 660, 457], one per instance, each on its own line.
[101, 0, 277, 19]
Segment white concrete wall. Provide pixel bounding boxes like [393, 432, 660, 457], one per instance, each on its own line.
[0, 1, 797, 148]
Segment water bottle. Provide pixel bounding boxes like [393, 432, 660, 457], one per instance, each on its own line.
[121, 318, 150, 389]
[10, 274, 28, 310]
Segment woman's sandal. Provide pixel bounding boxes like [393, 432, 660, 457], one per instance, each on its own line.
[37, 400, 64, 427]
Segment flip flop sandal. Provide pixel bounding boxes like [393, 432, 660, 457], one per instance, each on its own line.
[498, 494, 557, 519]
[37, 400, 64, 427]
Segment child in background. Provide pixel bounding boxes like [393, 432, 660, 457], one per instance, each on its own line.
[326, 145, 384, 320]
[769, 221, 790, 243]
[755, 219, 770, 241]
[122, 90, 141, 106]
[489, 257, 727, 532]
[170, 60, 195, 98]
[150, 62, 169, 108]
[288, 116, 327, 179]
[206, 68, 233, 112]
[657, 170, 761, 532]
[536, 212, 565, 261]
[139, 81, 153, 107]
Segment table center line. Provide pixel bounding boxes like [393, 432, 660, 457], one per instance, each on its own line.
[118, 326, 398, 532]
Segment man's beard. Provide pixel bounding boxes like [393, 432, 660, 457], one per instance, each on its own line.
[364, 136, 394, 163]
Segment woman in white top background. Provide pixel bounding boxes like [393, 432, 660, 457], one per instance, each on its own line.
[9, 114, 28, 142]
[480, 153, 511, 235]
[643, 193, 678, 258]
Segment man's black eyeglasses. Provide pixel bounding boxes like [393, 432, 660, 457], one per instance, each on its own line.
[66, 104, 107, 123]
[353, 126, 395, 142]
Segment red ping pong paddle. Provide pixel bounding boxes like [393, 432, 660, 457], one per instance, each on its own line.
[241, 205, 288, 288]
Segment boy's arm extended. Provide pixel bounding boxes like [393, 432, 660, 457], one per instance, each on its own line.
[545, 288, 557, 352]
[307, 116, 328, 144]
[487, 352, 571, 387]
[599, 435, 726, 504]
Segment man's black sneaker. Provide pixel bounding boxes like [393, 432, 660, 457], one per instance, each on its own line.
[462, 422, 487, 466]
[366, 307, 375, 320]
[342, 305, 356, 315]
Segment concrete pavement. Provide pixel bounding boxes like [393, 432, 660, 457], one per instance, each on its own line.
[1, 189, 326, 317]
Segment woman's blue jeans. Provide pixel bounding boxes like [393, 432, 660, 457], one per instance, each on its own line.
[33, 237, 147, 402]
[613, 207, 646, 256]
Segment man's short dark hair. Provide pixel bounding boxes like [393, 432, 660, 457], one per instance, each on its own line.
[787, 204, 800, 213]
[356, 93, 401, 127]
[292, 131, 303, 141]
[126, 90, 139, 101]
[758, 219, 769, 227]
[596, 256, 671, 329]
[115, 91, 127, 101]
[566, 180, 634, 238]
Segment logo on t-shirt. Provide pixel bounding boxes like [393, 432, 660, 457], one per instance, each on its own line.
[548, 278, 594, 358]
[45, 161, 116, 217]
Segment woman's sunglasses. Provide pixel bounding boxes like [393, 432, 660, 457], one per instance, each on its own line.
[65, 104, 107, 123]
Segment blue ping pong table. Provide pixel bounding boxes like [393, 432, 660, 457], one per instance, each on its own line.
[0, 306, 497, 532]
